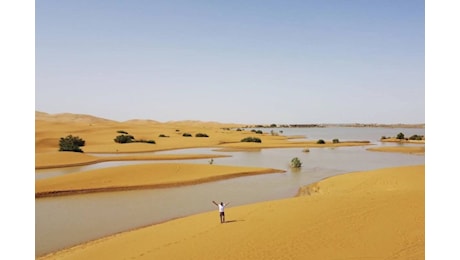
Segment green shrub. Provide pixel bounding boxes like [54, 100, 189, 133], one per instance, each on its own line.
[59, 135, 85, 153]
[251, 129, 263, 134]
[409, 134, 424, 140]
[241, 137, 262, 143]
[182, 133, 192, 137]
[195, 133, 209, 137]
[114, 134, 135, 143]
[117, 130, 128, 134]
[317, 139, 325, 144]
[134, 139, 156, 144]
[332, 138, 339, 144]
[396, 132, 405, 140]
[290, 157, 302, 168]
[159, 134, 169, 138]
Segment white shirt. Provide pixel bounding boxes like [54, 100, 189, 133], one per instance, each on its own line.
[218, 204, 226, 212]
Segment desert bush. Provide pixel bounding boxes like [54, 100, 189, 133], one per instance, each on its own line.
[290, 157, 302, 168]
[317, 139, 325, 144]
[134, 139, 156, 144]
[195, 133, 209, 137]
[396, 132, 405, 140]
[409, 134, 424, 140]
[241, 137, 262, 143]
[182, 133, 192, 137]
[159, 134, 169, 138]
[59, 135, 85, 153]
[332, 138, 339, 143]
[302, 148, 310, 153]
[114, 134, 135, 143]
[117, 130, 128, 134]
[251, 129, 263, 134]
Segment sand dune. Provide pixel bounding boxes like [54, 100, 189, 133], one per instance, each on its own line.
[37, 165, 424, 260]
[36, 163, 285, 197]
[35, 111, 376, 161]
[35, 112, 425, 259]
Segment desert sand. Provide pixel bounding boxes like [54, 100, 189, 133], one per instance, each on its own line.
[36, 163, 285, 197]
[37, 165, 424, 260]
[367, 145, 425, 155]
[36, 112, 425, 259]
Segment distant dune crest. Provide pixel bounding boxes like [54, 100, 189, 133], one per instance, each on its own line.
[35, 111, 424, 128]
[35, 111, 117, 124]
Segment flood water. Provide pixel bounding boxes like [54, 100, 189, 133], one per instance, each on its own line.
[35, 127, 425, 257]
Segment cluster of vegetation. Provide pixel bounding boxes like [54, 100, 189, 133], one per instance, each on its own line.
[137, 139, 156, 144]
[114, 134, 135, 143]
[381, 133, 425, 141]
[332, 138, 339, 144]
[195, 133, 209, 137]
[409, 134, 424, 140]
[317, 139, 326, 144]
[290, 157, 302, 168]
[114, 131, 155, 144]
[241, 137, 262, 143]
[59, 135, 85, 153]
[182, 133, 192, 137]
[251, 129, 263, 134]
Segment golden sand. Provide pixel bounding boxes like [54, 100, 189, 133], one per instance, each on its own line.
[35, 112, 374, 159]
[36, 112, 425, 259]
[38, 165, 424, 260]
[36, 163, 285, 197]
[367, 146, 425, 155]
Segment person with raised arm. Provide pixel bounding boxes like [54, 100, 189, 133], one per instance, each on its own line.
[212, 201, 230, 223]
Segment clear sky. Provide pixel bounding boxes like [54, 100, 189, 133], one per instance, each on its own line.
[35, 0, 425, 124]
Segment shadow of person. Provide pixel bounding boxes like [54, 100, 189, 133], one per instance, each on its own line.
[223, 219, 244, 224]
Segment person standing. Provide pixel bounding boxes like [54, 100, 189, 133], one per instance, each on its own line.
[212, 201, 230, 223]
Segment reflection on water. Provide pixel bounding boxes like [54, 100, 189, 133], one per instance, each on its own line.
[35, 128, 425, 257]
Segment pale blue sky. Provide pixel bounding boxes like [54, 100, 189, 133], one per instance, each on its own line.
[35, 0, 425, 124]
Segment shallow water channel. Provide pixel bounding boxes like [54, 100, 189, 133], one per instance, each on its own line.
[35, 128, 425, 257]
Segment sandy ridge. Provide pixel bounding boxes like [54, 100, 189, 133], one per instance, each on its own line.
[36, 163, 286, 198]
[35, 151, 230, 169]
